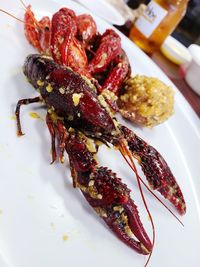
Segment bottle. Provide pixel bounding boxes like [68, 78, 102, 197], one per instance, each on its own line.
[127, 0, 147, 9]
[129, 0, 189, 54]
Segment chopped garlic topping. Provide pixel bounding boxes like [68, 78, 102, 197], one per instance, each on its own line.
[86, 138, 96, 153]
[68, 127, 75, 133]
[88, 180, 95, 187]
[46, 83, 53, 93]
[113, 205, 124, 213]
[98, 95, 107, 108]
[37, 80, 44, 87]
[72, 93, 83, 106]
[97, 194, 103, 199]
[29, 112, 40, 119]
[94, 207, 107, 218]
[101, 89, 117, 102]
[59, 87, 65, 94]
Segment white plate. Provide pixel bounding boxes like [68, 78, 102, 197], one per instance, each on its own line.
[0, 1, 200, 267]
[76, 0, 126, 25]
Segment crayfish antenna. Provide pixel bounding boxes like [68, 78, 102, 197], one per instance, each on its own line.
[0, 8, 25, 23]
[0, 8, 36, 29]
[0, 4, 41, 28]
[19, 0, 28, 10]
[119, 140, 155, 266]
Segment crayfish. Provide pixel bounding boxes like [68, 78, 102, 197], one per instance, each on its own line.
[15, 54, 186, 258]
[0, 3, 131, 97]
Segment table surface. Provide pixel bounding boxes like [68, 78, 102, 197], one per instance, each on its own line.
[150, 52, 200, 118]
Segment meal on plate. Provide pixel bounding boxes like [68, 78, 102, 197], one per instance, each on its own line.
[118, 75, 174, 127]
[1, 1, 185, 264]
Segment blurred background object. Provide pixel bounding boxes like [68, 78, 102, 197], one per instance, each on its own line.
[107, 0, 146, 21]
[116, 1, 200, 117]
[184, 44, 200, 95]
[172, 0, 200, 46]
[126, 0, 200, 47]
[129, 0, 189, 53]
[160, 35, 192, 65]
[77, 0, 126, 25]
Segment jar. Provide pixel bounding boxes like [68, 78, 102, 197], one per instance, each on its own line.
[129, 0, 189, 53]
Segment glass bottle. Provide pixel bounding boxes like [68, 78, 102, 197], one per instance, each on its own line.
[129, 0, 189, 54]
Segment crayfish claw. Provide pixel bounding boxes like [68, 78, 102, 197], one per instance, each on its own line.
[120, 125, 186, 215]
[102, 199, 152, 254]
[65, 133, 152, 254]
[80, 168, 152, 254]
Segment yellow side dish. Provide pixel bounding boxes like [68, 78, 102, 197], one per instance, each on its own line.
[118, 75, 174, 127]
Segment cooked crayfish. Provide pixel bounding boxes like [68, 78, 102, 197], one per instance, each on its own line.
[1, 2, 130, 95]
[15, 54, 186, 257]
[0, 2, 131, 118]
[22, 4, 131, 95]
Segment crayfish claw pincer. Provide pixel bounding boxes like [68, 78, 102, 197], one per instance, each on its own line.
[81, 167, 152, 255]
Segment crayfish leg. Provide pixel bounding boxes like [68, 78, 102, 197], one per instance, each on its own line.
[15, 96, 41, 136]
[46, 112, 57, 164]
[56, 121, 69, 163]
[46, 112, 69, 164]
